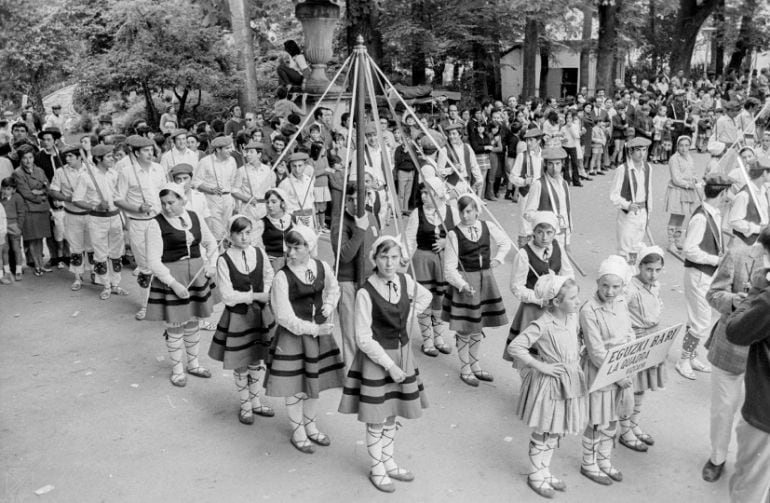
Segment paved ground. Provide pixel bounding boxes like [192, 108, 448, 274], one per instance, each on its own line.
[1, 153, 737, 502]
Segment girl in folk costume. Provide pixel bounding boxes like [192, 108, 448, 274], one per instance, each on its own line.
[232, 141, 276, 232]
[265, 225, 345, 454]
[676, 174, 732, 380]
[145, 182, 218, 387]
[610, 137, 653, 264]
[443, 193, 512, 386]
[404, 176, 458, 357]
[523, 147, 574, 250]
[507, 274, 587, 498]
[664, 135, 700, 253]
[618, 246, 666, 452]
[503, 212, 574, 362]
[253, 188, 293, 271]
[579, 255, 635, 486]
[508, 128, 543, 247]
[278, 152, 316, 230]
[338, 236, 432, 493]
[209, 215, 276, 425]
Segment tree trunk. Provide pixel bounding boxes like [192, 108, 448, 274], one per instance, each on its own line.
[142, 82, 158, 128]
[229, 0, 259, 110]
[579, 2, 592, 90]
[472, 41, 490, 101]
[669, 0, 720, 74]
[173, 87, 190, 119]
[726, 0, 757, 73]
[596, 0, 621, 95]
[410, 0, 426, 85]
[712, 0, 725, 76]
[522, 17, 539, 99]
[648, 0, 658, 71]
[539, 39, 550, 99]
[346, 0, 384, 67]
[488, 43, 502, 99]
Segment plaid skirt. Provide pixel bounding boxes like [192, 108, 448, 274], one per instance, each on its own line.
[441, 269, 508, 333]
[264, 326, 345, 398]
[476, 154, 491, 171]
[338, 343, 428, 423]
[209, 303, 275, 369]
[413, 248, 446, 311]
[146, 257, 213, 325]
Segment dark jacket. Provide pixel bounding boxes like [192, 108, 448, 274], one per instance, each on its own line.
[726, 277, 770, 434]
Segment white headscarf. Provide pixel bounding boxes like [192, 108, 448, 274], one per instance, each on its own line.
[290, 224, 318, 257]
[534, 273, 570, 302]
[598, 255, 632, 284]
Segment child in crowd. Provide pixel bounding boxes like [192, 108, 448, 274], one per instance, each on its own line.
[589, 119, 606, 176]
[507, 274, 587, 498]
[0, 177, 25, 281]
[651, 106, 667, 163]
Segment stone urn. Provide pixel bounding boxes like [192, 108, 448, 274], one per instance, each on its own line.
[295, 0, 342, 94]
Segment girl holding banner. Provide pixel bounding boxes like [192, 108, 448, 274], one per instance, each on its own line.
[507, 274, 587, 499]
[619, 246, 666, 452]
[578, 255, 635, 486]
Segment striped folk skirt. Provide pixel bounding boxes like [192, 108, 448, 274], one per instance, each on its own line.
[339, 343, 428, 423]
[146, 257, 213, 325]
[413, 248, 446, 311]
[264, 326, 345, 398]
[582, 355, 634, 427]
[502, 302, 544, 362]
[441, 269, 508, 333]
[209, 303, 275, 370]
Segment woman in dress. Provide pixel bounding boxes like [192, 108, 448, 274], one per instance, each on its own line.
[145, 182, 217, 387]
[12, 145, 51, 276]
[265, 225, 345, 454]
[665, 135, 700, 253]
[209, 215, 276, 424]
[339, 236, 432, 493]
[253, 188, 293, 271]
[579, 255, 635, 486]
[443, 193, 511, 386]
[405, 176, 457, 357]
[619, 246, 666, 452]
[507, 274, 587, 498]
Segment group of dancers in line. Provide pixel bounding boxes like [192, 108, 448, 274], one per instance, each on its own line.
[26, 117, 768, 497]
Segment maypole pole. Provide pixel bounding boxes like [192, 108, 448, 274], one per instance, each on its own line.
[354, 34, 368, 288]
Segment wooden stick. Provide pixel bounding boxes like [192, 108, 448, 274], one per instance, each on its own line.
[565, 249, 586, 277]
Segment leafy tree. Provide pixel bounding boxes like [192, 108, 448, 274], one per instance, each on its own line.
[66, 0, 240, 126]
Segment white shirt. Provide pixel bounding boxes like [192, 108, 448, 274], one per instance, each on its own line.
[145, 211, 218, 286]
[509, 149, 542, 187]
[160, 148, 200, 179]
[270, 259, 340, 337]
[523, 174, 572, 243]
[443, 220, 512, 290]
[184, 189, 211, 219]
[193, 154, 238, 194]
[278, 174, 315, 214]
[216, 246, 274, 307]
[115, 160, 165, 218]
[610, 159, 649, 211]
[235, 163, 276, 204]
[729, 182, 769, 236]
[50, 165, 85, 212]
[509, 242, 574, 304]
[439, 142, 482, 185]
[683, 202, 722, 266]
[354, 273, 431, 370]
[72, 166, 119, 209]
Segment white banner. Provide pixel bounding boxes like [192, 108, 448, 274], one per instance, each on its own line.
[588, 324, 683, 393]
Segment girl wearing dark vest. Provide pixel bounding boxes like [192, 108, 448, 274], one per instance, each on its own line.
[338, 236, 432, 493]
[253, 188, 293, 271]
[209, 215, 276, 425]
[503, 212, 574, 362]
[619, 246, 666, 452]
[507, 274, 587, 498]
[676, 174, 731, 380]
[145, 183, 217, 387]
[264, 225, 344, 454]
[405, 176, 458, 357]
[443, 193, 511, 386]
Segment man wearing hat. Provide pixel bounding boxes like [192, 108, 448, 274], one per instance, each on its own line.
[193, 135, 238, 241]
[115, 135, 166, 319]
[633, 103, 654, 145]
[610, 136, 653, 262]
[714, 100, 742, 146]
[523, 147, 574, 250]
[727, 155, 770, 254]
[509, 128, 544, 247]
[44, 104, 66, 131]
[676, 173, 732, 380]
[160, 129, 198, 179]
[438, 122, 483, 196]
[233, 141, 275, 228]
[96, 114, 114, 138]
[72, 144, 125, 300]
[393, 133, 419, 216]
[278, 151, 316, 228]
[169, 163, 211, 225]
[49, 145, 92, 288]
[35, 127, 63, 182]
[352, 123, 392, 225]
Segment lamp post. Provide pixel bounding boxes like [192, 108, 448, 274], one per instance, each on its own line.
[295, 0, 341, 94]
